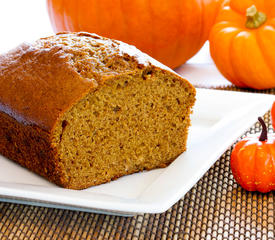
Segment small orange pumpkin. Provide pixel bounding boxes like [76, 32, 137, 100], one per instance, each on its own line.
[231, 117, 275, 193]
[47, 0, 223, 69]
[209, 0, 275, 89]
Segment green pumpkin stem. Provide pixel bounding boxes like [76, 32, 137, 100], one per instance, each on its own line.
[246, 5, 267, 29]
[258, 117, 268, 141]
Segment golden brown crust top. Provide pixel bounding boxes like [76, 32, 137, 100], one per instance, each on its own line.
[0, 39, 95, 131]
[0, 32, 191, 132]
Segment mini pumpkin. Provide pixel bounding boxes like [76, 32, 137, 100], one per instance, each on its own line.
[231, 117, 275, 193]
[209, 0, 275, 89]
[47, 0, 223, 69]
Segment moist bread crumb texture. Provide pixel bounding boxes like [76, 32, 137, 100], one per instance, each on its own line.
[0, 32, 196, 189]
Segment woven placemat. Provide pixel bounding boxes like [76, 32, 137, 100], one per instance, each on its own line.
[0, 87, 274, 240]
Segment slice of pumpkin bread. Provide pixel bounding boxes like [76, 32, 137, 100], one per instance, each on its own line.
[0, 32, 196, 189]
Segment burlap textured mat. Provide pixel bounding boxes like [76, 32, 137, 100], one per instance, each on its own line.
[0, 86, 274, 240]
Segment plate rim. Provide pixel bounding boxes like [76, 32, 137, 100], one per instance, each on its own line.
[0, 88, 274, 215]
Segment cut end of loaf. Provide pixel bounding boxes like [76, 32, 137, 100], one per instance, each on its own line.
[52, 67, 195, 189]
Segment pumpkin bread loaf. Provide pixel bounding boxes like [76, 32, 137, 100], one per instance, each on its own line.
[0, 32, 196, 189]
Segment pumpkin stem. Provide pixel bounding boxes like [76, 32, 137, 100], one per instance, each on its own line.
[246, 5, 267, 29]
[258, 117, 268, 141]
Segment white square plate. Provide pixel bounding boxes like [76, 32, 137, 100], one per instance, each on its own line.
[0, 88, 274, 216]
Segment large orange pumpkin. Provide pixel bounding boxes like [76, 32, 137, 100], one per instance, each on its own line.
[47, 0, 223, 68]
[209, 0, 275, 89]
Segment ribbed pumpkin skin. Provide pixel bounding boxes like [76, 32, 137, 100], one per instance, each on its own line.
[209, 0, 275, 89]
[47, 0, 222, 68]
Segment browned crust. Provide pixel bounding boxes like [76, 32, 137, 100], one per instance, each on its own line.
[0, 32, 195, 132]
[0, 42, 95, 132]
[0, 32, 196, 189]
[0, 111, 69, 186]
